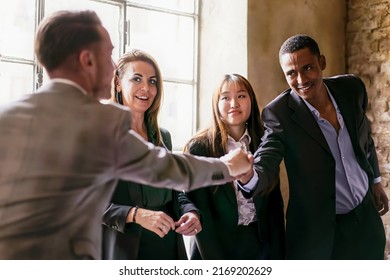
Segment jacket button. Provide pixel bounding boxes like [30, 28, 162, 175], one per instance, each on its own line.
[212, 172, 224, 180]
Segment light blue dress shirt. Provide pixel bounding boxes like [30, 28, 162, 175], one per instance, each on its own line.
[302, 88, 377, 214]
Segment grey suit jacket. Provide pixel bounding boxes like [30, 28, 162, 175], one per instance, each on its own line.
[0, 81, 230, 259]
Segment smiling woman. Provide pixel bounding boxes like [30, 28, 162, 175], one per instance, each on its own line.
[182, 74, 286, 260]
[103, 49, 202, 260]
[112, 49, 162, 141]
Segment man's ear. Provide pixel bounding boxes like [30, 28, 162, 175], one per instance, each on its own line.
[79, 50, 95, 69]
[319, 54, 326, 71]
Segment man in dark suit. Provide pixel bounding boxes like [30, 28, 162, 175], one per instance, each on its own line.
[0, 10, 252, 260]
[243, 34, 388, 259]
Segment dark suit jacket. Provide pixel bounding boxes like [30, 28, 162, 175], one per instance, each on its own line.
[103, 128, 199, 259]
[185, 140, 285, 260]
[253, 74, 383, 259]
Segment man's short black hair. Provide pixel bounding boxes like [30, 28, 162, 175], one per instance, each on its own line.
[279, 34, 321, 58]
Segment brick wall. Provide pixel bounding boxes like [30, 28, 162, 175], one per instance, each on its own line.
[346, 0, 390, 259]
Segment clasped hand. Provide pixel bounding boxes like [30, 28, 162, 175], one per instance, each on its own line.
[131, 208, 201, 237]
[220, 148, 254, 178]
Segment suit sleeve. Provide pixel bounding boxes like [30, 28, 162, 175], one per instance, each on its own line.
[187, 188, 225, 259]
[159, 127, 172, 151]
[102, 203, 132, 233]
[113, 111, 231, 192]
[366, 118, 381, 178]
[177, 191, 201, 218]
[184, 140, 226, 259]
[251, 106, 283, 197]
[358, 78, 381, 179]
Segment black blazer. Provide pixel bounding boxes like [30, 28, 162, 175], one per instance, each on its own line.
[185, 140, 285, 260]
[253, 74, 382, 259]
[102, 128, 199, 259]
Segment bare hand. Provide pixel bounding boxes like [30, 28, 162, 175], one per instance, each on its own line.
[174, 211, 202, 236]
[220, 148, 254, 177]
[372, 182, 389, 216]
[129, 208, 175, 237]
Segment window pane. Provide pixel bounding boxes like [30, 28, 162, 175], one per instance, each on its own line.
[0, 0, 35, 59]
[159, 82, 194, 150]
[0, 62, 34, 105]
[130, 0, 196, 13]
[127, 7, 195, 80]
[45, 0, 122, 60]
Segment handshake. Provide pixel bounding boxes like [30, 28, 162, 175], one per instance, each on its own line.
[220, 148, 254, 184]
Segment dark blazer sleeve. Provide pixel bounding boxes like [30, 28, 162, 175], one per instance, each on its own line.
[187, 187, 226, 259]
[184, 140, 226, 259]
[357, 79, 381, 179]
[160, 127, 172, 151]
[367, 123, 381, 178]
[102, 203, 132, 233]
[177, 191, 201, 218]
[102, 178, 136, 233]
[251, 104, 283, 197]
[333, 75, 381, 180]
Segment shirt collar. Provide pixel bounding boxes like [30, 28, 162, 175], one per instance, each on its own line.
[300, 84, 340, 119]
[227, 128, 251, 148]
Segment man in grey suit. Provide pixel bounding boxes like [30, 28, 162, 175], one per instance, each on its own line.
[0, 10, 252, 259]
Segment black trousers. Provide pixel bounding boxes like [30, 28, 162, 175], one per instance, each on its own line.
[332, 191, 386, 259]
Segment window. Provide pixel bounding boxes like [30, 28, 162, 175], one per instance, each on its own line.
[125, 1, 198, 150]
[0, 0, 36, 103]
[0, 0, 198, 150]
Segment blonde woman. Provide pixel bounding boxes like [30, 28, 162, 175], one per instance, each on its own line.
[103, 50, 201, 259]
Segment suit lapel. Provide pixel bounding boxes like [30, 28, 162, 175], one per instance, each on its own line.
[288, 90, 332, 155]
[324, 79, 359, 151]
